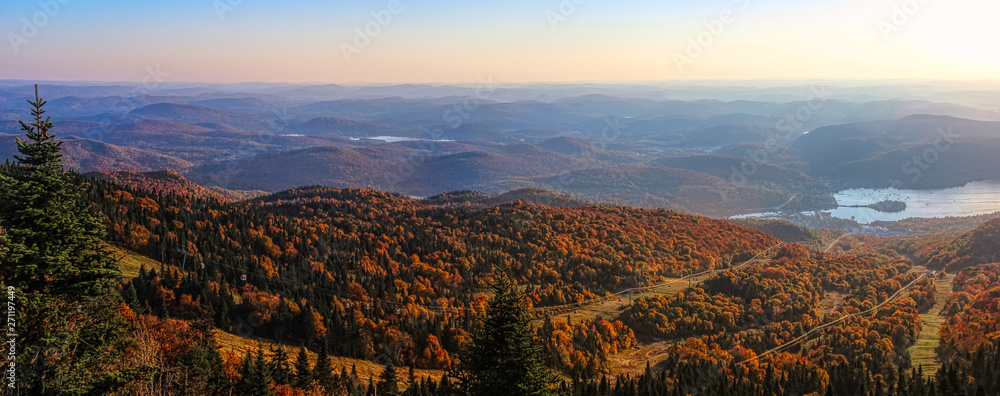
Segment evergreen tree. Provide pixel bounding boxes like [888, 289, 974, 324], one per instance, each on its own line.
[0, 84, 119, 295]
[453, 264, 563, 396]
[179, 343, 226, 394]
[123, 281, 142, 313]
[0, 85, 131, 394]
[294, 347, 312, 389]
[237, 346, 274, 396]
[270, 345, 293, 385]
[314, 341, 334, 389]
[439, 375, 457, 395]
[378, 361, 401, 396]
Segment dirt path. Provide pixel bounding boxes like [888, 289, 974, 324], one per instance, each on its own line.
[822, 233, 849, 253]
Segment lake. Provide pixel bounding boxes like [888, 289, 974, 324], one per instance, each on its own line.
[736, 180, 1000, 224]
[829, 180, 1000, 223]
[350, 136, 455, 143]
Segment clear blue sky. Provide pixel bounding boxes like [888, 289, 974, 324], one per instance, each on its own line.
[1, 0, 996, 83]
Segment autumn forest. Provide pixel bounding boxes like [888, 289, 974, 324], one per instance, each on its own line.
[4, 85, 1000, 396]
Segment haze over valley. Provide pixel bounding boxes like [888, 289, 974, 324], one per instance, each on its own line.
[3, 80, 999, 221]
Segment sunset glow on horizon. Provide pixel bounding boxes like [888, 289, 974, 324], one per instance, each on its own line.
[2, 0, 997, 84]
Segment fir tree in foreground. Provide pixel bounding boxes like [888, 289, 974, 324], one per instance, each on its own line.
[452, 265, 564, 396]
[0, 84, 119, 295]
[0, 86, 131, 394]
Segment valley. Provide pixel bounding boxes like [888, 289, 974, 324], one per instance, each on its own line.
[4, 83, 1000, 219]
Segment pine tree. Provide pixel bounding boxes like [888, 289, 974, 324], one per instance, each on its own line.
[270, 346, 293, 385]
[314, 341, 334, 389]
[0, 85, 131, 394]
[179, 343, 226, 394]
[378, 361, 401, 396]
[294, 347, 312, 389]
[453, 264, 563, 396]
[123, 281, 142, 313]
[0, 84, 119, 295]
[237, 346, 274, 396]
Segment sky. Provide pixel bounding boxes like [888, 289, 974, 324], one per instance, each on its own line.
[1, 0, 998, 84]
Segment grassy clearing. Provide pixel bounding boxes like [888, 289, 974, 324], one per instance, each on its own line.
[608, 340, 677, 376]
[906, 269, 954, 375]
[818, 291, 846, 315]
[108, 244, 160, 278]
[214, 330, 446, 384]
[531, 276, 697, 328]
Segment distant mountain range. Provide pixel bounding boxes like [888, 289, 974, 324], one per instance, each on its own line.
[3, 82, 999, 216]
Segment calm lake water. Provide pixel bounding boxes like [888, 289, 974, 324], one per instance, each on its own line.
[735, 180, 1000, 224]
[829, 180, 1000, 223]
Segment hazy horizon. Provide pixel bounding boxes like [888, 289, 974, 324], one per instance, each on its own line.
[3, 0, 998, 83]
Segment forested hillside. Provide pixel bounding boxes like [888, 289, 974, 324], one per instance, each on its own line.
[77, 173, 777, 370]
[895, 218, 1000, 271]
[8, 146, 1000, 395]
[78, 170, 1000, 395]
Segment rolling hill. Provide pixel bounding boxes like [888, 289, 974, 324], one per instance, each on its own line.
[653, 154, 809, 185]
[186, 145, 412, 192]
[538, 136, 597, 155]
[292, 117, 406, 136]
[922, 218, 1000, 271]
[0, 134, 192, 172]
[793, 115, 1000, 188]
[87, 169, 265, 201]
[535, 166, 800, 215]
[129, 103, 272, 131]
